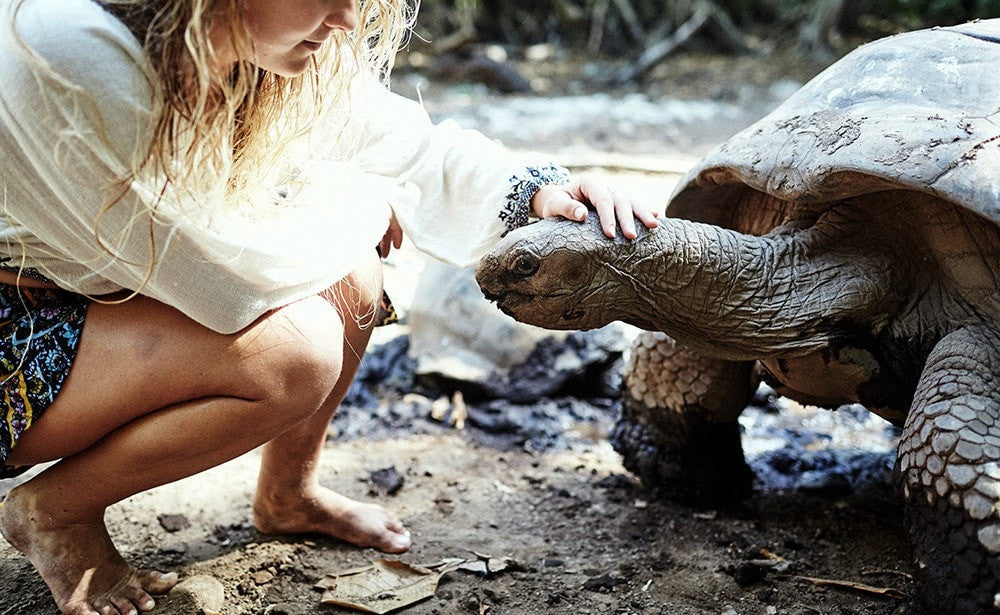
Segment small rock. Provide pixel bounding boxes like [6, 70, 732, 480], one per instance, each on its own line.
[582, 574, 623, 592]
[157, 514, 191, 533]
[168, 575, 225, 615]
[370, 466, 405, 495]
[252, 570, 275, 585]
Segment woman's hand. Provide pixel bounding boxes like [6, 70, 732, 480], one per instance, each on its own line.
[378, 212, 403, 258]
[529, 173, 659, 239]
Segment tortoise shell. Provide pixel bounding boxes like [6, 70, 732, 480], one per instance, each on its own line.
[667, 20, 1000, 229]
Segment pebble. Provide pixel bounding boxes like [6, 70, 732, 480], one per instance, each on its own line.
[167, 575, 225, 615]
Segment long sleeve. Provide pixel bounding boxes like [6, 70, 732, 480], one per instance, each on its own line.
[343, 78, 570, 268]
[0, 0, 392, 333]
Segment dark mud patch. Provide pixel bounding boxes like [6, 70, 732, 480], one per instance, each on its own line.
[340, 335, 899, 495]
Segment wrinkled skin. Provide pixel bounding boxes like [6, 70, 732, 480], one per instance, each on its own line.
[476, 191, 1000, 613]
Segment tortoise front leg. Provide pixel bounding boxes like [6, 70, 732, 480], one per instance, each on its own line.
[897, 326, 1000, 614]
[611, 331, 757, 505]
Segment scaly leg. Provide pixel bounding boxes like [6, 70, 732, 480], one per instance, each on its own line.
[612, 331, 757, 504]
[897, 326, 1000, 614]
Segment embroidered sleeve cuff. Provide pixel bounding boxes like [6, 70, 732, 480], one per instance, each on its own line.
[498, 163, 571, 236]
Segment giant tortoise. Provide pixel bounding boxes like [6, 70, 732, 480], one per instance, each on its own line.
[476, 20, 1000, 613]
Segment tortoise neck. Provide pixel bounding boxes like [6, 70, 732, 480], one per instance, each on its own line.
[620, 212, 896, 360]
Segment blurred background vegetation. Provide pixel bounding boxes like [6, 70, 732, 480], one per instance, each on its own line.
[392, 0, 997, 99]
[406, 0, 999, 81]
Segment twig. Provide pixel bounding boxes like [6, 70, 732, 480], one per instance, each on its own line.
[610, 4, 712, 84]
[793, 575, 907, 600]
[588, 0, 611, 54]
[611, 0, 647, 43]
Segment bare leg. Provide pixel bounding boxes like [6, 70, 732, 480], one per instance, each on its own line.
[0, 265, 369, 614]
[254, 266, 411, 553]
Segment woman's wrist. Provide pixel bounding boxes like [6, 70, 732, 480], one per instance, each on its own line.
[499, 163, 571, 235]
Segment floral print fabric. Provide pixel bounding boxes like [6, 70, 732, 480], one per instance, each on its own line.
[500, 163, 572, 236]
[0, 284, 87, 478]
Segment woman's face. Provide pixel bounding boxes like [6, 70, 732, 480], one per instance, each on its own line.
[214, 0, 358, 76]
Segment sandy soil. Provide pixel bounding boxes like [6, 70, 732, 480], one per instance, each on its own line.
[0, 50, 916, 615]
[0, 430, 911, 615]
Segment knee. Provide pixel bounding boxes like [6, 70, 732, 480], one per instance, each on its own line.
[246, 298, 347, 416]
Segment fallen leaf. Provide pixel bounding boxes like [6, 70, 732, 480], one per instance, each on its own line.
[465, 552, 518, 576]
[320, 560, 446, 613]
[793, 575, 906, 600]
[319, 555, 518, 612]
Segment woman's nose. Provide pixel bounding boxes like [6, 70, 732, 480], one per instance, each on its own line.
[324, 2, 358, 32]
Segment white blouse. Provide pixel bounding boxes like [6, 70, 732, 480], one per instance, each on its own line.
[0, 0, 567, 333]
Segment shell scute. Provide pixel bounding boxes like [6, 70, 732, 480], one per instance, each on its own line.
[669, 21, 1000, 227]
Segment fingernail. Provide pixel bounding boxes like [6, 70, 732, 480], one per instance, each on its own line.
[142, 598, 155, 610]
[574, 206, 586, 220]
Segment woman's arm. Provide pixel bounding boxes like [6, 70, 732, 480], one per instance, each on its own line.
[0, 0, 390, 334]
[344, 79, 657, 266]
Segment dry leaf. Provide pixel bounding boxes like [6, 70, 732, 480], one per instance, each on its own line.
[318, 555, 518, 612]
[319, 559, 446, 613]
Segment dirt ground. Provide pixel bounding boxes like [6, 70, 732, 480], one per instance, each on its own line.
[0, 49, 917, 615]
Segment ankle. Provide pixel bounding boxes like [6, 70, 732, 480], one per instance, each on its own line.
[256, 470, 319, 501]
[1, 484, 101, 532]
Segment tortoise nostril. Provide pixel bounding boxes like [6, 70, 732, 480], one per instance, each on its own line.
[510, 254, 539, 277]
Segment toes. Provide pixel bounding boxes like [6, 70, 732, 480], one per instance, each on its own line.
[137, 569, 178, 594]
[89, 598, 122, 615]
[68, 604, 102, 615]
[383, 527, 411, 553]
[122, 585, 156, 612]
[384, 516, 405, 533]
[109, 594, 140, 615]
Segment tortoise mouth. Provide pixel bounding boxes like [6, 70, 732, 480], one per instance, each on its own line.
[487, 289, 573, 316]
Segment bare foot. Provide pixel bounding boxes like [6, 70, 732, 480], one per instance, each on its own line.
[253, 484, 411, 553]
[0, 487, 178, 615]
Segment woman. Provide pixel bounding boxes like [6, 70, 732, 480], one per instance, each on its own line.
[0, 0, 659, 613]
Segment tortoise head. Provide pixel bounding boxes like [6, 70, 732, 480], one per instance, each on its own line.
[476, 215, 650, 330]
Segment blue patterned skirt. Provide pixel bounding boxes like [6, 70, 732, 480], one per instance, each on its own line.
[0, 283, 88, 478]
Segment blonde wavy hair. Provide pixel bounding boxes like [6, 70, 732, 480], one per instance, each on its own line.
[97, 0, 414, 207]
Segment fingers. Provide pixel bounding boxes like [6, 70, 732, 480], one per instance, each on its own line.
[612, 190, 638, 239]
[580, 178, 618, 239]
[377, 215, 404, 258]
[576, 175, 659, 240]
[533, 174, 661, 240]
[391, 220, 403, 250]
[531, 184, 587, 221]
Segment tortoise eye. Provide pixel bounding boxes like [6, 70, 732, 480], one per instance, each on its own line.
[511, 254, 539, 277]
